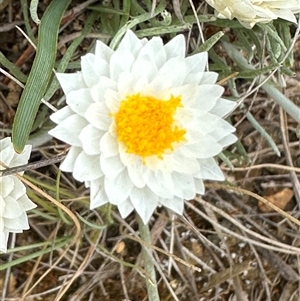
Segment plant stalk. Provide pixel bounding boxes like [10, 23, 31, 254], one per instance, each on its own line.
[137, 213, 160, 301]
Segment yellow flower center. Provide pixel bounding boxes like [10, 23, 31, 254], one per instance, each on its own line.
[113, 93, 186, 159]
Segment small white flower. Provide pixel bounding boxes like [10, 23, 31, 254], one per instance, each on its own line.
[49, 30, 237, 224]
[0, 137, 36, 253]
[206, 0, 300, 28]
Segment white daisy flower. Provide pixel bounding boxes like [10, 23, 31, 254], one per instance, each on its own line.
[49, 30, 237, 224]
[0, 137, 36, 253]
[206, 0, 300, 28]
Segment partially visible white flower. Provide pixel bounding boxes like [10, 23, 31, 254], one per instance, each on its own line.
[49, 30, 237, 224]
[0, 137, 36, 253]
[206, 0, 300, 28]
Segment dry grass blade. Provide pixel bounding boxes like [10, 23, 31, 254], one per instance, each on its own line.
[207, 183, 300, 229]
[256, 246, 300, 282]
[199, 260, 254, 293]
[187, 197, 300, 254]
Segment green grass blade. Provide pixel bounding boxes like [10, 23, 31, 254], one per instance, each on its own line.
[0, 51, 27, 83]
[1, 236, 73, 270]
[12, 0, 71, 153]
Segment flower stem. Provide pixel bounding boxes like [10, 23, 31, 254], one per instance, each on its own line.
[137, 213, 160, 301]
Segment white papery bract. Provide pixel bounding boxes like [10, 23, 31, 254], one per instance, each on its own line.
[49, 30, 237, 224]
[206, 0, 300, 28]
[0, 137, 36, 253]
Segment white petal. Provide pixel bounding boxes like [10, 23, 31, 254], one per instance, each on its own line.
[130, 186, 159, 224]
[172, 172, 196, 199]
[119, 73, 159, 99]
[194, 178, 205, 194]
[60, 146, 81, 172]
[148, 75, 172, 97]
[131, 55, 158, 82]
[73, 151, 103, 181]
[185, 52, 208, 73]
[208, 120, 236, 141]
[190, 111, 233, 136]
[144, 155, 174, 172]
[209, 98, 236, 117]
[133, 76, 149, 94]
[0, 137, 12, 149]
[100, 132, 119, 157]
[90, 77, 117, 103]
[0, 229, 9, 253]
[117, 199, 135, 219]
[183, 72, 205, 85]
[186, 135, 222, 158]
[95, 40, 114, 60]
[8, 177, 26, 200]
[49, 114, 87, 146]
[105, 89, 121, 112]
[100, 154, 125, 180]
[7, 145, 31, 168]
[0, 147, 14, 167]
[195, 84, 224, 111]
[158, 57, 186, 86]
[5, 212, 29, 230]
[195, 157, 225, 181]
[117, 72, 134, 97]
[159, 196, 184, 215]
[79, 124, 103, 155]
[138, 37, 166, 68]
[0, 177, 14, 197]
[199, 71, 219, 84]
[119, 146, 141, 166]
[218, 134, 237, 147]
[276, 9, 297, 23]
[173, 150, 200, 173]
[110, 49, 135, 81]
[56, 72, 86, 94]
[185, 129, 203, 144]
[50, 106, 73, 124]
[118, 30, 144, 56]
[85, 103, 112, 130]
[104, 170, 133, 204]
[171, 84, 199, 107]
[67, 88, 94, 116]
[15, 144, 31, 164]
[89, 178, 109, 209]
[81, 54, 109, 87]
[174, 107, 194, 126]
[3, 197, 22, 218]
[146, 170, 174, 198]
[127, 163, 146, 188]
[164, 34, 186, 59]
[17, 193, 36, 211]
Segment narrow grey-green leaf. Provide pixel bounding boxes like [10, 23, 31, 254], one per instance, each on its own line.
[12, 0, 71, 153]
[30, 0, 41, 24]
[192, 31, 224, 54]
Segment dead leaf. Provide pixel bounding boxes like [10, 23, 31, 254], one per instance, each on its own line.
[259, 188, 294, 212]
